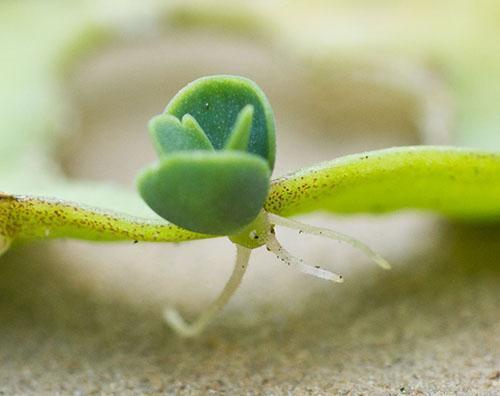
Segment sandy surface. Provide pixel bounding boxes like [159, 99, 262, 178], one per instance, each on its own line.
[0, 33, 498, 395]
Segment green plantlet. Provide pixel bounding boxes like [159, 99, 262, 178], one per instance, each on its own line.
[138, 76, 274, 236]
[137, 76, 378, 336]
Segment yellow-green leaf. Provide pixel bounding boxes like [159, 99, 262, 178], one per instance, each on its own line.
[266, 146, 500, 221]
[0, 194, 209, 246]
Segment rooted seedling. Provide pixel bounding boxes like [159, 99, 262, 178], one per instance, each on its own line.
[136, 76, 394, 336]
[1, 75, 500, 338]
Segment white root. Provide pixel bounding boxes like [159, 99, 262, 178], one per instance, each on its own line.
[265, 229, 344, 283]
[164, 244, 251, 338]
[267, 213, 391, 270]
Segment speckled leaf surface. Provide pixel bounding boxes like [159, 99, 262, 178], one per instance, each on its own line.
[266, 147, 500, 220]
[0, 194, 206, 245]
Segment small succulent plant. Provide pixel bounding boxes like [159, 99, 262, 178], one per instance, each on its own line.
[135, 76, 392, 336]
[1, 75, 500, 337]
[138, 76, 275, 236]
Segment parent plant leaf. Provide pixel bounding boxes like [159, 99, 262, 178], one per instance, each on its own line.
[267, 147, 500, 221]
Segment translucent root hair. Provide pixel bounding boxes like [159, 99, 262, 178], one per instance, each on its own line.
[266, 213, 391, 271]
[164, 212, 390, 337]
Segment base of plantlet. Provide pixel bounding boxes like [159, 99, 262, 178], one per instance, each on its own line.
[163, 211, 390, 337]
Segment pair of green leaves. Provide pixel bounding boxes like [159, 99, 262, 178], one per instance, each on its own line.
[138, 76, 275, 235]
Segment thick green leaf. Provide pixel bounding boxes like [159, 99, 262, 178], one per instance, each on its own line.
[138, 151, 271, 235]
[149, 114, 214, 156]
[266, 147, 500, 221]
[165, 75, 276, 169]
[0, 193, 207, 245]
[224, 105, 254, 151]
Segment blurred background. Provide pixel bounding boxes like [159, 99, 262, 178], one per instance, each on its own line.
[1, 1, 499, 393]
